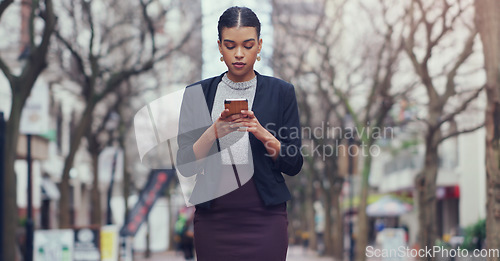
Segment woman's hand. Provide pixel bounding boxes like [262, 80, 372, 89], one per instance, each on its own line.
[193, 109, 243, 161]
[213, 109, 245, 138]
[232, 110, 268, 141]
[233, 110, 281, 160]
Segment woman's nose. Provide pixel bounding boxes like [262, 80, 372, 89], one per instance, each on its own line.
[235, 47, 244, 58]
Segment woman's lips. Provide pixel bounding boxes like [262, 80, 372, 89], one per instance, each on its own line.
[233, 62, 245, 69]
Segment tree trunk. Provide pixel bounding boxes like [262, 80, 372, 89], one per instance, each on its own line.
[415, 129, 441, 260]
[2, 87, 26, 261]
[2, 23, 55, 257]
[167, 194, 176, 251]
[331, 189, 344, 260]
[355, 154, 372, 261]
[475, 0, 500, 258]
[59, 102, 96, 228]
[323, 191, 333, 256]
[485, 92, 500, 260]
[119, 137, 130, 224]
[321, 157, 344, 259]
[165, 179, 179, 251]
[305, 170, 317, 251]
[87, 118, 102, 226]
[90, 151, 101, 226]
[1, 0, 55, 258]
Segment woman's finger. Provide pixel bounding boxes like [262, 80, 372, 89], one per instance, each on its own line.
[246, 127, 258, 133]
[219, 109, 231, 120]
[229, 122, 245, 129]
[241, 110, 255, 118]
[236, 122, 258, 130]
[232, 118, 254, 123]
[226, 113, 243, 122]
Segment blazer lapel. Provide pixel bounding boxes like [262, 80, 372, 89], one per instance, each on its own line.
[205, 72, 225, 115]
[251, 71, 265, 120]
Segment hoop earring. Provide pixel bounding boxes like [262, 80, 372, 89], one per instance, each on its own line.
[220, 56, 224, 62]
[256, 55, 261, 61]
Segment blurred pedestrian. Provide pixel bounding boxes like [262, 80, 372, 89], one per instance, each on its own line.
[375, 219, 386, 246]
[401, 224, 409, 244]
[314, 201, 325, 255]
[301, 231, 310, 253]
[177, 6, 303, 261]
[175, 206, 195, 261]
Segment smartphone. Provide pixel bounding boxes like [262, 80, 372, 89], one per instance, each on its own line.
[224, 98, 248, 116]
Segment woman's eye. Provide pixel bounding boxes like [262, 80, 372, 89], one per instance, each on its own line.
[245, 46, 253, 50]
[226, 46, 235, 50]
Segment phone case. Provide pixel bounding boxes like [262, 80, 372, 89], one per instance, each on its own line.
[224, 99, 248, 115]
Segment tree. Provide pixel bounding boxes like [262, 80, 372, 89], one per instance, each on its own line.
[351, 1, 408, 259]
[0, 0, 55, 260]
[271, 0, 346, 257]
[272, 1, 407, 259]
[53, 0, 199, 228]
[475, 1, 500, 259]
[85, 94, 123, 226]
[403, 0, 483, 255]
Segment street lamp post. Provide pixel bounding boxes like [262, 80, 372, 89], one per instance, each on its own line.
[0, 112, 5, 259]
[345, 114, 355, 261]
[106, 149, 119, 225]
[348, 134, 355, 261]
[105, 112, 120, 225]
[25, 134, 34, 261]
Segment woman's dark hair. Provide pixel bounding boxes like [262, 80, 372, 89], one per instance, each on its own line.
[218, 6, 261, 41]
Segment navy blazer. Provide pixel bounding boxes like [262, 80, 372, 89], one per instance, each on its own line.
[177, 71, 303, 208]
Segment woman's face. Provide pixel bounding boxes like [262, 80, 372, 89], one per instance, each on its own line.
[218, 26, 262, 82]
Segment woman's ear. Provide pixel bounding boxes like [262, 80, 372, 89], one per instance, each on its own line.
[258, 38, 263, 53]
[218, 40, 222, 54]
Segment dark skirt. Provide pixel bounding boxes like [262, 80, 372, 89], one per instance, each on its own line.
[193, 176, 288, 261]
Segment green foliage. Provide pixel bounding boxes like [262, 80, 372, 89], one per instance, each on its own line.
[461, 219, 486, 250]
[401, 139, 419, 151]
[435, 239, 451, 249]
[389, 138, 420, 156]
[18, 217, 27, 227]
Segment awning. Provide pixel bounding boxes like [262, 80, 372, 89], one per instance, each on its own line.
[366, 195, 412, 217]
[342, 194, 413, 210]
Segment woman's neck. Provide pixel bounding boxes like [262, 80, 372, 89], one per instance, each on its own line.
[226, 70, 256, 82]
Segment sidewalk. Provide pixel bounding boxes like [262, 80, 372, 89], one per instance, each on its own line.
[134, 245, 335, 261]
[133, 245, 415, 261]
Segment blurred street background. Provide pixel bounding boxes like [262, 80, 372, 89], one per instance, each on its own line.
[1, 0, 500, 260]
[133, 246, 337, 261]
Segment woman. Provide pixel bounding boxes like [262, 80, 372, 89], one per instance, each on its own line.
[177, 6, 302, 261]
